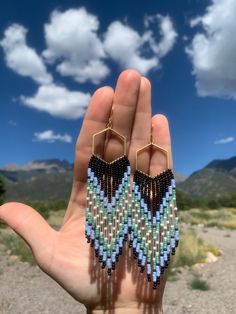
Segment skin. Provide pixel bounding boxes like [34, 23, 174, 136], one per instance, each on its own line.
[0, 69, 173, 314]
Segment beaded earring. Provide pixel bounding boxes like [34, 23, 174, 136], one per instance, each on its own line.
[129, 137, 179, 289]
[85, 112, 131, 275]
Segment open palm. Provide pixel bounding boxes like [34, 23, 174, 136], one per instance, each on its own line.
[0, 70, 172, 314]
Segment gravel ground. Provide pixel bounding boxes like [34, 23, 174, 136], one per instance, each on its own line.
[164, 226, 236, 314]
[0, 226, 235, 314]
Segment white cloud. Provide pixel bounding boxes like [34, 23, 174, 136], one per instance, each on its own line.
[43, 8, 109, 84]
[214, 136, 234, 144]
[0, 24, 52, 84]
[33, 130, 72, 143]
[186, 0, 236, 99]
[104, 15, 177, 75]
[21, 83, 91, 119]
[8, 120, 17, 126]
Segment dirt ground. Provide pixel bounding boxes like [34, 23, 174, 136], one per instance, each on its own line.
[0, 226, 235, 314]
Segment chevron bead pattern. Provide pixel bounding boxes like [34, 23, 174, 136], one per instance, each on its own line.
[86, 154, 131, 275]
[130, 169, 179, 289]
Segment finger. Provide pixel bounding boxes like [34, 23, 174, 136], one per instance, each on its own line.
[129, 77, 152, 173]
[74, 86, 114, 184]
[149, 114, 173, 175]
[0, 202, 55, 270]
[104, 69, 141, 162]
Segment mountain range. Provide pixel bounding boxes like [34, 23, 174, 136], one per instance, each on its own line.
[178, 156, 236, 198]
[0, 156, 236, 202]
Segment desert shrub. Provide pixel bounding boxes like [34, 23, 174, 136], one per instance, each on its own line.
[0, 233, 35, 265]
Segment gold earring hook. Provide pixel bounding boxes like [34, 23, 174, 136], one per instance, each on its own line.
[92, 106, 127, 158]
[135, 134, 170, 174]
[106, 106, 113, 129]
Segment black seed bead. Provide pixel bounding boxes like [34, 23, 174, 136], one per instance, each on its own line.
[140, 266, 145, 273]
[102, 262, 106, 269]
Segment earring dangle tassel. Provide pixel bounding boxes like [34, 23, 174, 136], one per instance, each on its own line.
[85, 122, 131, 275]
[130, 142, 179, 289]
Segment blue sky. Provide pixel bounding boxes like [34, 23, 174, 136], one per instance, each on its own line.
[0, 0, 235, 176]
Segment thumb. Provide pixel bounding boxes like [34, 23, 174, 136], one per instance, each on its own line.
[0, 202, 56, 270]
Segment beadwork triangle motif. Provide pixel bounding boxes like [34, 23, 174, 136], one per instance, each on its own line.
[86, 154, 131, 275]
[130, 169, 179, 289]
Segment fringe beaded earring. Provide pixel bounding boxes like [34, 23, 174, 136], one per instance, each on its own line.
[85, 112, 131, 275]
[130, 136, 179, 289]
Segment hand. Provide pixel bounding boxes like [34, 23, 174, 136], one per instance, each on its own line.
[0, 69, 172, 313]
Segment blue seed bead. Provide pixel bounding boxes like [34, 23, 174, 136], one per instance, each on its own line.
[163, 198, 167, 207]
[138, 250, 143, 261]
[171, 179, 176, 188]
[168, 185, 173, 195]
[127, 165, 131, 175]
[147, 263, 151, 275]
[141, 199, 145, 208]
[93, 177, 98, 187]
[112, 252, 116, 263]
[153, 216, 157, 225]
[160, 204, 163, 214]
[128, 217, 132, 228]
[156, 265, 161, 277]
[91, 228, 95, 240]
[100, 245, 104, 255]
[86, 224, 91, 236]
[136, 242, 140, 253]
[116, 244, 119, 255]
[147, 211, 151, 220]
[141, 255, 146, 266]
[166, 191, 169, 200]
[160, 255, 164, 267]
[156, 211, 160, 221]
[164, 251, 168, 262]
[102, 251, 107, 262]
[107, 258, 111, 268]
[87, 168, 91, 176]
[153, 272, 157, 282]
[133, 238, 137, 249]
[96, 185, 100, 195]
[95, 239, 99, 250]
[167, 244, 171, 254]
[171, 238, 176, 248]
[130, 232, 134, 241]
[175, 230, 179, 241]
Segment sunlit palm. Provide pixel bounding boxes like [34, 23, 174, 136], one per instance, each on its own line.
[0, 70, 173, 313]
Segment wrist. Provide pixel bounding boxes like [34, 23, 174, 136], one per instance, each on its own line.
[87, 303, 163, 314]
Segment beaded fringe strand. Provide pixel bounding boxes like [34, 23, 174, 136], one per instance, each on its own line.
[130, 169, 179, 289]
[86, 154, 131, 275]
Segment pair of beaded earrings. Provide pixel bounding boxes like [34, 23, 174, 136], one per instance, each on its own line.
[85, 113, 179, 289]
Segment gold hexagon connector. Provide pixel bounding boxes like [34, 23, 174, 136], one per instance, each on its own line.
[92, 127, 127, 159]
[136, 140, 170, 174]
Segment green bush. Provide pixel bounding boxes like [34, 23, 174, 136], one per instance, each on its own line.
[171, 229, 220, 268]
[0, 233, 35, 265]
[189, 274, 210, 291]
